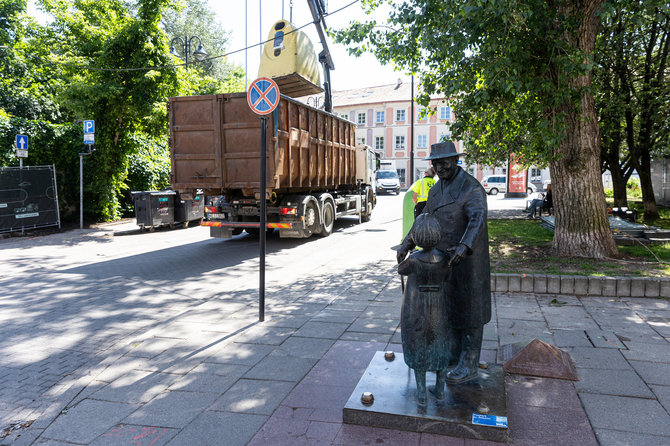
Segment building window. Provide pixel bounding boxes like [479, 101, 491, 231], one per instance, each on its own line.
[396, 109, 406, 122]
[395, 136, 406, 149]
[417, 135, 427, 148]
[375, 136, 384, 151]
[357, 137, 366, 145]
[439, 106, 451, 120]
[357, 112, 366, 125]
[341, 113, 349, 120]
[418, 107, 428, 121]
[376, 111, 385, 123]
[397, 168, 406, 186]
[439, 133, 450, 142]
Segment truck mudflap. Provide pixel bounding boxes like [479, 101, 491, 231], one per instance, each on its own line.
[201, 221, 293, 229]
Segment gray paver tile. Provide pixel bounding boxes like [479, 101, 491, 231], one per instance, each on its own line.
[311, 310, 361, 324]
[551, 329, 593, 348]
[274, 337, 335, 359]
[168, 365, 247, 394]
[579, 393, 670, 436]
[505, 375, 581, 409]
[204, 342, 274, 366]
[333, 424, 421, 446]
[339, 331, 392, 343]
[89, 424, 178, 446]
[165, 411, 267, 446]
[90, 370, 179, 404]
[244, 354, 317, 382]
[564, 347, 631, 370]
[620, 341, 670, 363]
[233, 326, 295, 345]
[507, 404, 597, 446]
[294, 321, 350, 339]
[418, 434, 464, 445]
[651, 384, 670, 413]
[629, 361, 670, 386]
[209, 379, 294, 415]
[39, 399, 140, 444]
[575, 367, 653, 398]
[123, 390, 218, 428]
[594, 429, 670, 446]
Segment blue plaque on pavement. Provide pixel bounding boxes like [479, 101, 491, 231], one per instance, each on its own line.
[472, 413, 508, 428]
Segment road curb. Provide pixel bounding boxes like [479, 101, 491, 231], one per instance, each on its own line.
[491, 273, 670, 298]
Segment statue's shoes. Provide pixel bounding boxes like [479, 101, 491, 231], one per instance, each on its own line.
[445, 366, 479, 384]
[428, 384, 445, 400]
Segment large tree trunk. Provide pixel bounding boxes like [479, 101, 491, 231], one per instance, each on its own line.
[638, 150, 659, 221]
[552, 0, 617, 259]
[610, 169, 629, 208]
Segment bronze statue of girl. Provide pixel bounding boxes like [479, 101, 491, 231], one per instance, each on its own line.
[397, 213, 451, 405]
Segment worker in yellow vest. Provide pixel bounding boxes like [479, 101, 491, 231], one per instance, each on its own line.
[411, 167, 436, 218]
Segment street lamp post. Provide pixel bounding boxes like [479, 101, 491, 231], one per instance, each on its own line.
[169, 35, 208, 69]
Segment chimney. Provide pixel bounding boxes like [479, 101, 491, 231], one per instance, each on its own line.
[395, 78, 403, 89]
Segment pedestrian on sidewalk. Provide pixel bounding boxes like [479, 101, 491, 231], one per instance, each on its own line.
[411, 167, 436, 218]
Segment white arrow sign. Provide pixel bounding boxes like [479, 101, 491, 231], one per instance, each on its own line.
[15, 134, 28, 150]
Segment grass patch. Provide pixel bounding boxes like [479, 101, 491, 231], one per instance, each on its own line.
[488, 219, 670, 277]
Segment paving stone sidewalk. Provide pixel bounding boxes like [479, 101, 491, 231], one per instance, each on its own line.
[0, 255, 667, 445]
[1, 216, 669, 446]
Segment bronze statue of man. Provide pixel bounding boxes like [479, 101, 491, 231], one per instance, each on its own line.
[396, 141, 491, 387]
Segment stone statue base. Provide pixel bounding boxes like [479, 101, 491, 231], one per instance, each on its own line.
[343, 351, 508, 443]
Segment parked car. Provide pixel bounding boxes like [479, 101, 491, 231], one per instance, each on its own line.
[376, 170, 401, 195]
[481, 176, 536, 195]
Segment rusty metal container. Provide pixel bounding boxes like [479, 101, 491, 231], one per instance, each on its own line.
[169, 93, 356, 199]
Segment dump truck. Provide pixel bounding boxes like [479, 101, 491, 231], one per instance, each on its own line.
[168, 93, 377, 239]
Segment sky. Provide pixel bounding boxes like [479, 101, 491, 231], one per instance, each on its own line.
[209, 0, 406, 91]
[26, 0, 407, 92]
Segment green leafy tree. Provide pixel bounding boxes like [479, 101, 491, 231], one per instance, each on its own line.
[36, 0, 181, 220]
[595, 1, 670, 221]
[334, 0, 618, 258]
[0, 0, 66, 121]
[161, 0, 241, 83]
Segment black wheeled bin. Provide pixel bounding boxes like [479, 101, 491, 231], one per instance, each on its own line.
[132, 190, 176, 230]
[174, 193, 204, 227]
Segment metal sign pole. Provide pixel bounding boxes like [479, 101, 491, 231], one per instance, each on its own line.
[259, 116, 267, 322]
[79, 154, 84, 229]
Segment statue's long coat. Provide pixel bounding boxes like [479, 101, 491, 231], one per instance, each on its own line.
[413, 167, 492, 328]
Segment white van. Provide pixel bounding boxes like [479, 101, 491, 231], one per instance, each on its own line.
[481, 176, 536, 195]
[376, 170, 401, 195]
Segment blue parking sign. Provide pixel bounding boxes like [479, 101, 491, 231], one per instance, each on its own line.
[83, 120, 95, 134]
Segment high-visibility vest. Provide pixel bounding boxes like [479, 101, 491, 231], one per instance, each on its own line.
[411, 176, 436, 203]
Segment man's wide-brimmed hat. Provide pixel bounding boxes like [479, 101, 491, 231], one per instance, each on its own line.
[425, 141, 462, 160]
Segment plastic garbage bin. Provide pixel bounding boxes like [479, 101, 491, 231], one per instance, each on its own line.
[132, 190, 176, 230]
[174, 193, 204, 228]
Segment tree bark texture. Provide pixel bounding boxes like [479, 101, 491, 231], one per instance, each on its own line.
[551, 0, 618, 259]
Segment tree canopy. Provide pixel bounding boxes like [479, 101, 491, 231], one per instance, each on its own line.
[1, 0, 245, 220]
[334, 0, 618, 258]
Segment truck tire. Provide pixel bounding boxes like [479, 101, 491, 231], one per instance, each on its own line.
[361, 188, 373, 222]
[318, 201, 335, 237]
[304, 201, 318, 238]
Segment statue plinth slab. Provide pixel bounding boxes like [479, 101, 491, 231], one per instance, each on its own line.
[343, 351, 508, 443]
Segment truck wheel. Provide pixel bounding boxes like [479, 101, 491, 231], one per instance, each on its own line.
[489, 188, 498, 196]
[361, 188, 373, 222]
[304, 202, 318, 238]
[318, 201, 334, 237]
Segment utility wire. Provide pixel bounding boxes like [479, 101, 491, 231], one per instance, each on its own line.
[0, 0, 360, 73]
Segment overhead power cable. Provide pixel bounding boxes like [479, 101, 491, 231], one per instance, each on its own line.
[1, 0, 360, 73]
